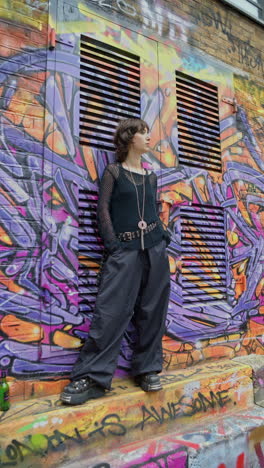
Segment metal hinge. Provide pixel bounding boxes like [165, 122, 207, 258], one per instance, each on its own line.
[49, 27, 56, 50]
[222, 97, 238, 113]
[49, 29, 74, 50]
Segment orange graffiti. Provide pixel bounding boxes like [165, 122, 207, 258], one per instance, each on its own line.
[0, 314, 44, 342]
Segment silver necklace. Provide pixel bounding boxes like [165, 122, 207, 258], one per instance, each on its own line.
[125, 163, 146, 250]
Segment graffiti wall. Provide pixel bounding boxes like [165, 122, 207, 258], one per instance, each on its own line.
[52, 0, 264, 80]
[0, 1, 51, 387]
[0, 0, 263, 393]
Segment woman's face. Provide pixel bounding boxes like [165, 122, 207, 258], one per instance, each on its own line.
[130, 127, 150, 154]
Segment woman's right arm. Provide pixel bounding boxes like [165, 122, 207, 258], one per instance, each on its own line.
[97, 166, 122, 253]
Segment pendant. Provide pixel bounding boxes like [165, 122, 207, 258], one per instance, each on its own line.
[141, 228, 144, 250]
[138, 220, 146, 250]
[138, 220, 147, 230]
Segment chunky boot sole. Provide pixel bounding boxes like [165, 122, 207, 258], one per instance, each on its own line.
[135, 375, 163, 392]
[140, 380, 162, 392]
[60, 386, 105, 405]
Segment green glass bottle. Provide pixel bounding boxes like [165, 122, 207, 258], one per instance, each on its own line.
[0, 369, 10, 411]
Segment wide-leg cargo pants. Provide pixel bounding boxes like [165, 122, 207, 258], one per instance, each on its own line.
[71, 239, 170, 389]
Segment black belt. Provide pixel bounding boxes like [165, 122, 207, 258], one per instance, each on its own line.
[118, 222, 157, 242]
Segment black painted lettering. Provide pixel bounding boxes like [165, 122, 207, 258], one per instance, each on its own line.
[201, 8, 213, 27]
[102, 414, 126, 436]
[192, 397, 203, 412]
[170, 401, 181, 419]
[136, 405, 161, 431]
[192, 5, 264, 73]
[11, 440, 35, 462]
[217, 389, 231, 407]
[198, 391, 219, 411]
[5, 445, 17, 462]
[46, 429, 83, 452]
[150, 404, 172, 425]
[178, 395, 195, 417]
[89, 414, 126, 438]
[89, 421, 106, 438]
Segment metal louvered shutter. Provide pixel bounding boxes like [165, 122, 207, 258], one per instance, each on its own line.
[176, 71, 222, 172]
[80, 36, 141, 151]
[181, 204, 227, 305]
[78, 189, 103, 313]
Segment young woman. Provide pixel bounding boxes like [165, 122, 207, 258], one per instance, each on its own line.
[61, 118, 171, 405]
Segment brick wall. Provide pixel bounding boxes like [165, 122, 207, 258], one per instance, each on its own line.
[84, 0, 264, 83]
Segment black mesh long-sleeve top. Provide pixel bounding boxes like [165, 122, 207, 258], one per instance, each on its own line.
[97, 163, 169, 253]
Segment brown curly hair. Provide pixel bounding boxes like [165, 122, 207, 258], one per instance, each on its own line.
[113, 118, 149, 163]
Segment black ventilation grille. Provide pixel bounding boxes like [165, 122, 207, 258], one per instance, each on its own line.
[176, 71, 222, 172]
[80, 36, 141, 151]
[181, 204, 227, 305]
[78, 188, 103, 313]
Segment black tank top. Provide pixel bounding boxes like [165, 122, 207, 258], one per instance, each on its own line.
[97, 163, 165, 252]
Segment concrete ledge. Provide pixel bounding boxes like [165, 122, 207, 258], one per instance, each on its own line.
[0, 359, 254, 467]
[62, 406, 264, 468]
[233, 355, 264, 407]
